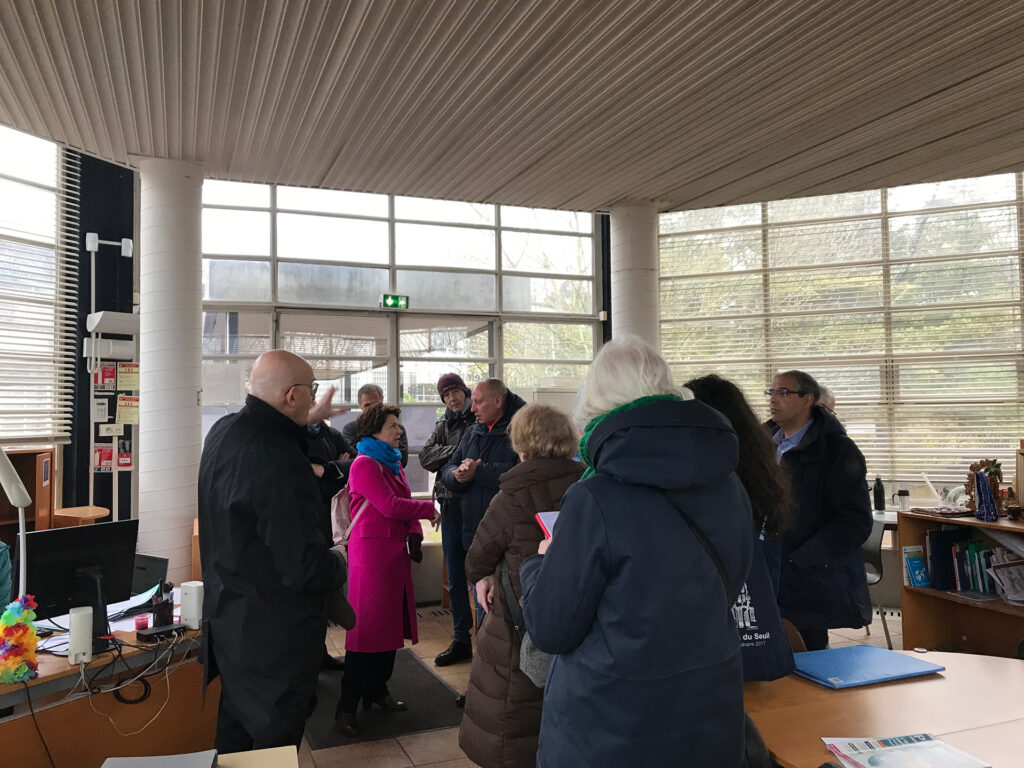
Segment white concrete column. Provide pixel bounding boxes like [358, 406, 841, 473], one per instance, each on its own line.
[137, 158, 203, 586]
[609, 201, 660, 349]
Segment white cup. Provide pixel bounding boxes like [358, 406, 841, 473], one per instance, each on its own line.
[893, 490, 910, 511]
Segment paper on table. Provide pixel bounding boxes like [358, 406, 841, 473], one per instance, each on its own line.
[823, 734, 989, 768]
[35, 584, 160, 631]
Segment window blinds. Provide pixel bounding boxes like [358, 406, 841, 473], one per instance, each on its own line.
[0, 145, 80, 445]
[660, 173, 1024, 496]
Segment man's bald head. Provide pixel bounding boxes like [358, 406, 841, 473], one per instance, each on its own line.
[250, 349, 316, 424]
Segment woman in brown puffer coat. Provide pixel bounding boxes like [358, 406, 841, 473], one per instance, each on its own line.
[459, 402, 584, 768]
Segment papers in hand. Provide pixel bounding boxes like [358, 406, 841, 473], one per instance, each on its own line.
[535, 511, 559, 539]
[823, 734, 989, 767]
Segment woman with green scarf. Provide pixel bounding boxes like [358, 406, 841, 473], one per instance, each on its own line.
[518, 334, 754, 768]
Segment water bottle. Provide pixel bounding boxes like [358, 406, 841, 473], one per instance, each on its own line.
[872, 476, 885, 511]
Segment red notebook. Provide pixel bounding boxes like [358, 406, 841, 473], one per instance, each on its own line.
[535, 511, 559, 538]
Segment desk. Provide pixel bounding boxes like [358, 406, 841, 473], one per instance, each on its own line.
[872, 509, 898, 531]
[0, 629, 218, 767]
[745, 651, 1024, 767]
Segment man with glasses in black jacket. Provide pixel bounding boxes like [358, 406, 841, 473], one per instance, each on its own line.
[765, 370, 872, 652]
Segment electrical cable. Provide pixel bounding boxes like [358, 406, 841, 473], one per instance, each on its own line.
[20, 681, 57, 768]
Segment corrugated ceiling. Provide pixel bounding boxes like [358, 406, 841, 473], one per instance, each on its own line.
[0, 0, 1021, 212]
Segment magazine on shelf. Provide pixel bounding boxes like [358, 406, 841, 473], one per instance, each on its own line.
[822, 733, 989, 767]
[901, 545, 930, 587]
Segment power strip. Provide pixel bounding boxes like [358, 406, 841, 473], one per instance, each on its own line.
[136, 624, 187, 643]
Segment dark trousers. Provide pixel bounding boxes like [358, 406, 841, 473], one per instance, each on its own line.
[339, 650, 397, 712]
[440, 499, 475, 643]
[798, 627, 830, 651]
[215, 682, 305, 754]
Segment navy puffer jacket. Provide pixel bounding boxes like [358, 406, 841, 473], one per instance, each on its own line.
[771, 405, 873, 630]
[519, 399, 753, 768]
[441, 391, 527, 548]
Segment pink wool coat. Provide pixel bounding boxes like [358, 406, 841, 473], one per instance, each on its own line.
[345, 454, 436, 653]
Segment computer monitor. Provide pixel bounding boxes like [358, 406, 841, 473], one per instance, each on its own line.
[23, 519, 139, 651]
[131, 553, 168, 596]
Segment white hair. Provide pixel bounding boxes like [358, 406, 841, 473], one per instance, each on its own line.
[573, 334, 690, 426]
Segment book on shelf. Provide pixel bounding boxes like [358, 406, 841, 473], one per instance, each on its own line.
[902, 545, 930, 587]
[822, 733, 989, 768]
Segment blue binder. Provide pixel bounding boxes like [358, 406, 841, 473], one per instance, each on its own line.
[794, 644, 945, 689]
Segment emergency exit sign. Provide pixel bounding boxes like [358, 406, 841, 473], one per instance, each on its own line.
[381, 293, 409, 309]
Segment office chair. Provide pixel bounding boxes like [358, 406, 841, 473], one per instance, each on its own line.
[861, 518, 893, 650]
[782, 618, 807, 653]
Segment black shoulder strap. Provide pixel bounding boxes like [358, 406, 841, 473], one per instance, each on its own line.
[499, 559, 526, 641]
[659, 489, 734, 608]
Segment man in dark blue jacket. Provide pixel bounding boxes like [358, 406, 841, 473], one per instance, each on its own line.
[767, 370, 872, 651]
[441, 378, 525, 652]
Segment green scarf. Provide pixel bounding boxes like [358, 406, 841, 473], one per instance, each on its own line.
[577, 393, 685, 480]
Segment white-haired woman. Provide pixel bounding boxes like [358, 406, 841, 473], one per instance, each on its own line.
[519, 334, 754, 767]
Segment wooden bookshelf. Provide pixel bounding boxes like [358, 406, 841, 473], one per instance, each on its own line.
[899, 510, 1024, 658]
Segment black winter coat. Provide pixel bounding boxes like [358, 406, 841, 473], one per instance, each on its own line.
[418, 400, 475, 501]
[519, 399, 753, 768]
[198, 395, 346, 737]
[772, 405, 873, 630]
[306, 421, 355, 539]
[441, 391, 527, 548]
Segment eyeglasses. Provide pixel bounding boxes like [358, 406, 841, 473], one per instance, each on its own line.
[288, 382, 318, 397]
[764, 388, 805, 399]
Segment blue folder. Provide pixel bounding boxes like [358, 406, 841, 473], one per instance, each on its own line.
[794, 644, 945, 689]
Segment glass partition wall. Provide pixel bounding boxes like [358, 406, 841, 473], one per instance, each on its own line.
[200, 181, 600, 494]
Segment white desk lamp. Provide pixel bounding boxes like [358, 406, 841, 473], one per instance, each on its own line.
[0, 448, 32, 596]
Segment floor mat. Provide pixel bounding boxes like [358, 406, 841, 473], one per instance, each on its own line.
[304, 648, 465, 750]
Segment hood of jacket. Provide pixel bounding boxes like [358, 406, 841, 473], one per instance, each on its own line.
[465, 389, 527, 437]
[587, 399, 738, 491]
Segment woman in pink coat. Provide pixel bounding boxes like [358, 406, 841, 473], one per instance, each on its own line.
[336, 403, 439, 736]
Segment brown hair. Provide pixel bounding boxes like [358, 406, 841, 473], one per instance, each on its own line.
[509, 402, 578, 460]
[684, 374, 792, 537]
[355, 403, 401, 441]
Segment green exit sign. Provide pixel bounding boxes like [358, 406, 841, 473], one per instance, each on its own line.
[381, 293, 409, 309]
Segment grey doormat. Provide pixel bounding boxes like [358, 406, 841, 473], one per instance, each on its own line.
[304, 648, 465, 750]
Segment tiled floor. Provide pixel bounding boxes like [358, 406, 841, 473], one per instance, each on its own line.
[828, 609, 904, 650]
[301, 605, 906, 767]
[301, 608, 474, 768]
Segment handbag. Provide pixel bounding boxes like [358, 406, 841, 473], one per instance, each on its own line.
[659, 490, 794, 682]
[732, 536, 795, 681]
[498, 558, 551, 688]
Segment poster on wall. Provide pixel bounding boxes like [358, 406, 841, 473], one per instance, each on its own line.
[94, 364, 116, 390]
[117, 438, 132, 469]
[116, 395, 140, 424]
[117, 362, 140, 390]
[93, 444, 113, 472]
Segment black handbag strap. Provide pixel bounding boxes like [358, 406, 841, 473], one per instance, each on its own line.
[659, 489, 734, 608]
[498, 559, 526, 641]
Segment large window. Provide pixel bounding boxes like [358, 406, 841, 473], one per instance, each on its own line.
[0, 126, 79, 445]
[660, 173, 1024, 499]
[200, 182, 600, 467]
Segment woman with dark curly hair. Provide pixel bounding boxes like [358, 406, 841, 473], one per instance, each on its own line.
[683, 375, 791, 543]
[336, 403, 439, 737]
[685, 373, 795, 683]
